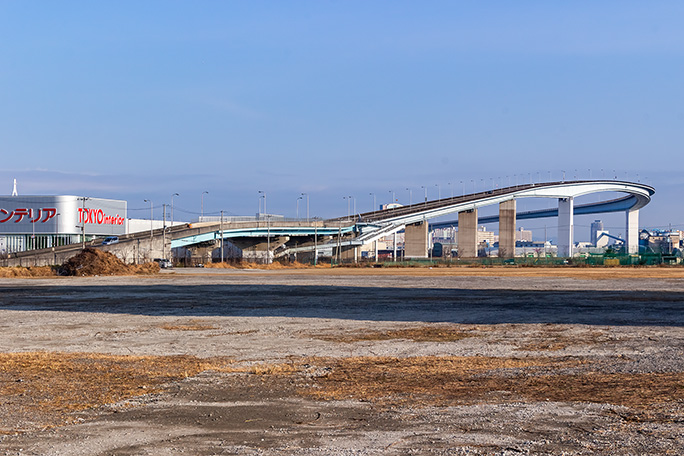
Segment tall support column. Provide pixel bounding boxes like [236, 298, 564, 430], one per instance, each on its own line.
[405, 221, 429, 258]
[498, 199, 516, 258]
[558, 197, 574, 257]
[626, 209, 640, 254]
[458, 209, 478, 258]
[393, 232, 397, 262]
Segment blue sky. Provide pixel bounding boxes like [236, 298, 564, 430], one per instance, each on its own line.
[1, 1, 682, 240]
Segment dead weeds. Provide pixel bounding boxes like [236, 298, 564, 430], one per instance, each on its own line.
[0, 266, 57, 278]
[312, 326, 473, 343]
[204, 261, 330, 270]
[248, 355, 684, 410]
[158, 319, 218, 331]
[2, 351, 682, 434]
[0, 352, 234, 432]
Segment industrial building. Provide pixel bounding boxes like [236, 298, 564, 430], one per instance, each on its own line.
[0, 195, 127, 255]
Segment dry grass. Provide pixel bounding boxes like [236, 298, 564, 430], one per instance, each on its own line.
[205, 261, 331, 270]
[158, 319, 219, 331]
[0, 352, 233, 432]
[254, 356, 684, 410]
[0, 266, 57, 278]
[2, 351, 682, 434]
[514, 327, 615, 352]
[312, 326, 473, 343]
[224, 265, 684, 279]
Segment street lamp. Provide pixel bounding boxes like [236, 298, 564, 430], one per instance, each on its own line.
[369, 192, 376, 213]
[421, 185, 427, 203]
[78, 196, 90, 250]
[300, 192, 309, 222]
[296, 196, 303, 219]
[171, 193, 179, 227]
[201, 191, 209, 220]
[144, 199, 153, 258]
[405, 188, 412, 205]
[343, 196, 350, 218]
[258, 191, 266, 217]
[435, 184, 440, 200]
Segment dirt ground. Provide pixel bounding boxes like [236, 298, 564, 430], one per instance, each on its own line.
[0, 267, 683, 455]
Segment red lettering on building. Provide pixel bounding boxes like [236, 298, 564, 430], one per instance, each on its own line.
[2, 207, 122, 225]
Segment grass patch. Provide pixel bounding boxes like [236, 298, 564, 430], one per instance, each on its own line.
[0, 352, 234, 433]
[312, 326, 473, 343]
[249, 355, 684, 410]
[158, 319, 218, 331]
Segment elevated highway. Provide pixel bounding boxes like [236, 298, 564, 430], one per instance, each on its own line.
[3, 180, 654, 266]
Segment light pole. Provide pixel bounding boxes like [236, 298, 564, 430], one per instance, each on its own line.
[78, 196, 90, 250]
[369, 193, 376, 213]
[258, 191, 266, 219]
[55, 212, 60, 247]
[201, 191, 209, 220]
[220, 210, 224, 262]
[144, 199, 153, 259]
[448, 182, 453, 198]
[435, 184, 440, 200]
[421, 185, 427, 203]
[460, 180, 464, 196]
[389, 190, 395, 205]
[406, 188, 412, 205]
[343, 196, 351, 219]
[171, 193, 179, 227]
[296, 196, 303, 219]
[301, 193, 309, 222]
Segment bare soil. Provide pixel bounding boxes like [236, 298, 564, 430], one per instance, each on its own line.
[0, 267, 682, 455]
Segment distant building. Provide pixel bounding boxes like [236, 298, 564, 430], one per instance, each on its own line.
[515, 227, 533, 242]
[591, 220, 604, 246]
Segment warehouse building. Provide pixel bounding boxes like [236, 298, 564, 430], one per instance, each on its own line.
[0, 195, 127, 255]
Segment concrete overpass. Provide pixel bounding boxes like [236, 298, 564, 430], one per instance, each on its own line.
[170, 180, 653, 261]
[2, 180, 654, 266]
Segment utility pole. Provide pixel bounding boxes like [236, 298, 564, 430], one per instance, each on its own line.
[144, 199, 153, 259]
[314, 219, 318, 266]
[162, 204, 167, 260]
[266, 214, 270, 265]
[79, 197, 90, 250]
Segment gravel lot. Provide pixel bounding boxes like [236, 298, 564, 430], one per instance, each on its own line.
[0, 267, 683, 455]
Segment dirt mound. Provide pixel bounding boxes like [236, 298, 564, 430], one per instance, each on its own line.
[60, 248, 160, 276]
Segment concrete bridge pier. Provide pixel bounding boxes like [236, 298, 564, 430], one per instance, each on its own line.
[404, 221, 428, 258]
[458, 209, 478, 258]
[334, 244, 359, 263]
[626, 209, 640, 254]
[557, 197, 574, 257]
[498, 200, 516, 258]
[185, 241, 217, 265]
[238, 236, 290, 264]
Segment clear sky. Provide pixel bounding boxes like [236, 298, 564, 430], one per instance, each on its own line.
[1, 1, 682, 240]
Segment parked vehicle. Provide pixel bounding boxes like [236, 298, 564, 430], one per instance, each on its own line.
[102, 236, 119, 245]
[153, 258, 172, 269]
